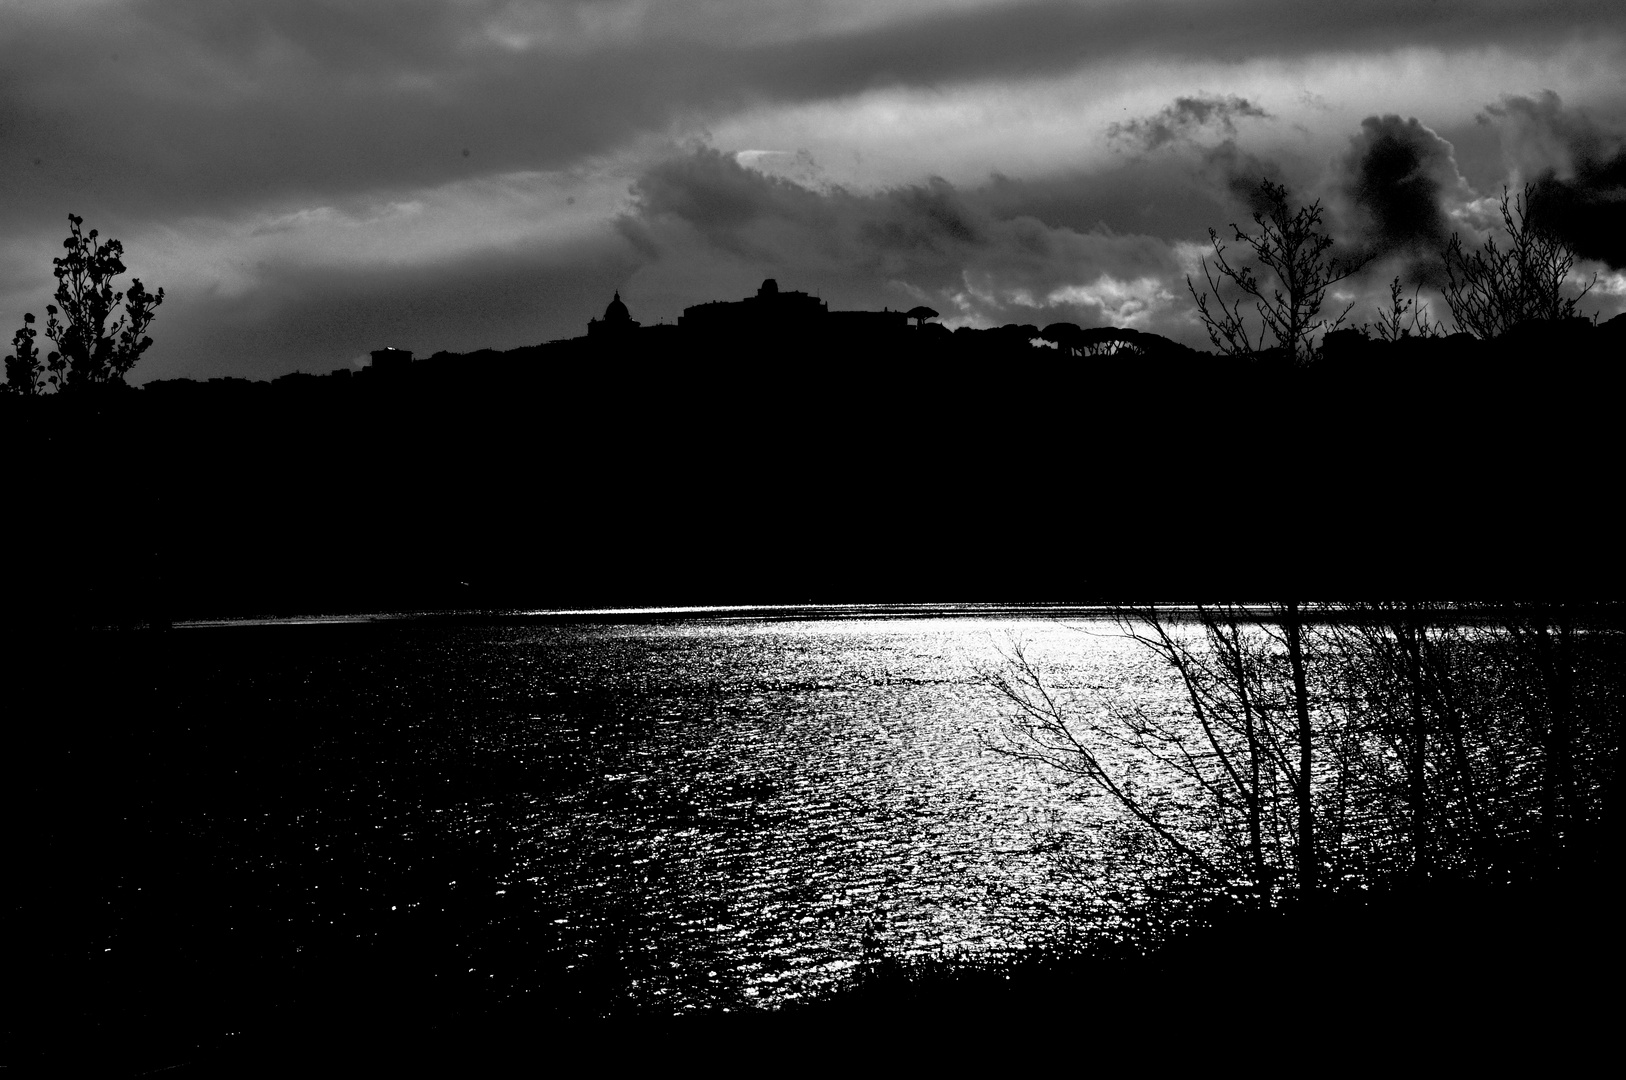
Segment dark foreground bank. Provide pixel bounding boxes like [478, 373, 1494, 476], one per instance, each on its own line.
[9, 876, 1616, 1075]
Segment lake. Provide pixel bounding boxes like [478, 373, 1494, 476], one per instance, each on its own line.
[26, 606, 1167, 1026]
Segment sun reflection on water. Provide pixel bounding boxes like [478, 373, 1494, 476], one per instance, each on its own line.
[402, 613, 1147, 1009]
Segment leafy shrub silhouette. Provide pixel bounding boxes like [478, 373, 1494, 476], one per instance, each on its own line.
[3, 214, 164, 394]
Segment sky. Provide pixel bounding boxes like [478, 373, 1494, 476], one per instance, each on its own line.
[3, 0, 1624, 382]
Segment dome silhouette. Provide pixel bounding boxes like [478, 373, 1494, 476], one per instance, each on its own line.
[588, 290, 641, 339]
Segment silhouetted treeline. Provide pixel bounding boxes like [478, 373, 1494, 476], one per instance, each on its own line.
[3, 315, 1624, 621]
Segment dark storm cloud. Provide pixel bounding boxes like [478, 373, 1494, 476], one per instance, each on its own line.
[1339, 115, 1462, 262]
[3, 0, 1620, 226]
[1079, 91, 1289, 220]
[1484, 92, 1626, 268]
[1482, 90, 1620, 177]
[623, 149, 1014, 277]
[620, 147, 1185, 331]
[2, 4, 663, 224]
[1527, 159, 1626, 269]
[975, 138, 1298, 243]
[132, 0, 475, 68]
[1108, 95, 1271, 152]
[981, 166, 1232, 241]
[1201, 141, 1292, 216]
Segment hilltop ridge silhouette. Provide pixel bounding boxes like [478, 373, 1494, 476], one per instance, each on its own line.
[3, 275, 1624, 622]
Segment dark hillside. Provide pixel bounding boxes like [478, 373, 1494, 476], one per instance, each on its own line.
[3, 317, 1622, 621]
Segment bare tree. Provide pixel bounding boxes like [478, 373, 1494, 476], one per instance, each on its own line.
[1331, 603, 1447, 882]
[1187, 180, 1365, 365]
[988, 600, 1623, 931]
[984, 603, 1337, 909]
[1366, 277, 1444, 343]
[1441, 185, 1596, 339]
[1499, 604, 1585, 873]
[1280, 600, 1318, 895]
[1284, 602, 1618, 884]
[982, 630, 1226, 888]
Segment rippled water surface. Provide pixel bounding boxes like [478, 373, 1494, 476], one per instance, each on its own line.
[175, 609, 1161, 1013]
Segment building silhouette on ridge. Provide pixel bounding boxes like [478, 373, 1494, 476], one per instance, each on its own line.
[586, 279, 914, 345]
[587, 291, 641, 341]
[355, 279, 935, 375]
[679, 278, 829, 335]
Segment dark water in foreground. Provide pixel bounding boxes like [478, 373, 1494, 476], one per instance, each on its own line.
[17, 608, 1170, 1047]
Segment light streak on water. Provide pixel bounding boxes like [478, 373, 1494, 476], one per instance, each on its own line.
[172, 609, 1185, 1013]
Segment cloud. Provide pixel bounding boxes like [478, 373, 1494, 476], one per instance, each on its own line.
[619, 146, 1190, 334]
[5, 1, 1621, 232]
[979, 162, 1245, 243]
[1483, 92, 1626, 269]
[734, 149, 825, 188]
[1108, 94, 1271, 152]
[1200, 141, 1292, 215]
[1527, 157, 1626, 270]
[1045, 276, 1178, 325]
[1482, 89, 1618, 180]
[134, 232, 640, 383]
[1338, 115, 1470, 275]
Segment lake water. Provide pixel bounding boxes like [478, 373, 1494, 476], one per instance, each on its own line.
[20, 600, 1610, 1071]
[77, 607, 1171, 1020]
